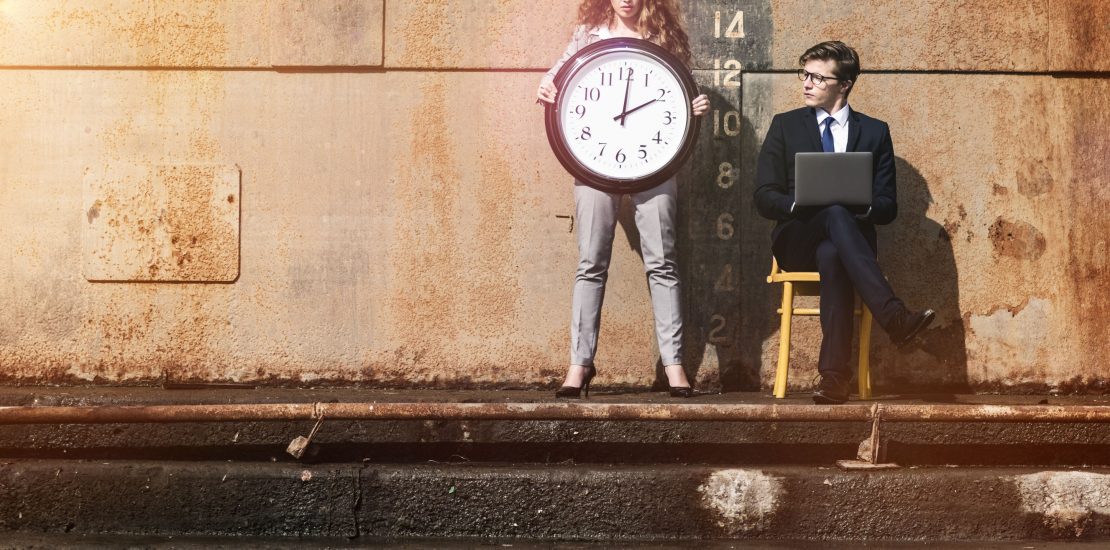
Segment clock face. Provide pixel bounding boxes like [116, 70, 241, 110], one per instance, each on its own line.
[546, 39, 699, 193]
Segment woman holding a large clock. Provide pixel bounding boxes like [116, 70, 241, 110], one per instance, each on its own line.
[537, 0, 709, 398]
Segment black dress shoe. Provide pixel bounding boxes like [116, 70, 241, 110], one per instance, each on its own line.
[812, 375, 850, 405]
[889, 309, 936, 346]
[555, 365, 596, 399]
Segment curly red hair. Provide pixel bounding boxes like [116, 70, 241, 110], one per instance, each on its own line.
[576, 0, 692, 64]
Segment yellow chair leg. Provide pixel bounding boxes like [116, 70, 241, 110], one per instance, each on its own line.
[857, 305, 873, 400]
[773, 282, 794, 399]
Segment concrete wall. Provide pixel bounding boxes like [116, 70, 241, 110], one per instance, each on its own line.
[0, 0, 1106, 392]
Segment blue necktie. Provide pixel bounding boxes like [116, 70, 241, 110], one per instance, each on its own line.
[821, 117, 835, 152]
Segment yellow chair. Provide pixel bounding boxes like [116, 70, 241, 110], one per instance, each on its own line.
[767, 257, 873, 399]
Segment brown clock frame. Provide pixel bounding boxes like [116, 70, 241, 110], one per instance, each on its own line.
[545, 38, 701, 194]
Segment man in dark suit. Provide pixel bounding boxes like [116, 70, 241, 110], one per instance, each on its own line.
[754, 41, 934, 404]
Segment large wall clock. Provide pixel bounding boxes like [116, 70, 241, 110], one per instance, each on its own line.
[545, 38, 701, 194]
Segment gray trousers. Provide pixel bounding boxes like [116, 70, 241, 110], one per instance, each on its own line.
[570, 178, 684, 367]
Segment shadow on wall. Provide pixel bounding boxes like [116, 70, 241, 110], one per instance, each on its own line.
[673, 86, 753, 392]
[731, 111, 778, 392]
[875, 157, 968, 395]
[607, 84, 752, 392]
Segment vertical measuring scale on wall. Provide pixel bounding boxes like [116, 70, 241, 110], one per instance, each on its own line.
[681, 1, 771, 388]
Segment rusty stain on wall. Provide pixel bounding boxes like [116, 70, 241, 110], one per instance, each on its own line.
[82, 164, 239, 282]
[45, 1, 230, 67]
[988, 218, 1047, 261]
[470, 152, 523, 338]
[769, 0, 1051, 71]
[161, 165, 239, 278]
[382, 76, 466, 382]
[396, 1, 451, 67]
[384, 1, 573, 69]
[1061, 78, 1110, 383]
[127, 7, 229, 67]
[42, 2, 239, 384]
[1050, 0, 1110, 71]
[1016, 160, 1054, 198]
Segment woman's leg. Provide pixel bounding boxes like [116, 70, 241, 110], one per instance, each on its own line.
[630, 178, 689, 387]
[566, 181, 620, 385]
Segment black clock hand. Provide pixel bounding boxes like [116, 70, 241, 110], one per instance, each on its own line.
[612, 98, 659, 121]
[617, 72, 633, 127]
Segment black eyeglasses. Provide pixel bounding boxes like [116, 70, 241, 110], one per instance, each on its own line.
[797, 69, 843, 86]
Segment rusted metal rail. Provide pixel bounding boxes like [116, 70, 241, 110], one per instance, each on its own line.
[1, 402, 1110, 425]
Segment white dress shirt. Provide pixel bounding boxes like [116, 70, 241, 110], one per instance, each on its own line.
[816, 105, 850, 152]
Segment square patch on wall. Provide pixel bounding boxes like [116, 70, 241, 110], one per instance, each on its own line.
[82, 164, 241, 282]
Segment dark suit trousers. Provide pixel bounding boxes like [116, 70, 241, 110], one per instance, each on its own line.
[772, 206, 906, 380]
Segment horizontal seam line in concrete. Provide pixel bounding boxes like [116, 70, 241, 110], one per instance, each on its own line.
[0, 65, 383, 73]
[3, 403, 1110, 424]
[1, 66, 1106, 76]
[755, 69, 1110, 77]
[0, 66, 545, 73]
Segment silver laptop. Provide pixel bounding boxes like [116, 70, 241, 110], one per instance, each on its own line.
[794, 152, 873, 207]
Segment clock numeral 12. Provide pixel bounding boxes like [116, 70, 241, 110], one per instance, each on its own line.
[712, 59, 741, 87]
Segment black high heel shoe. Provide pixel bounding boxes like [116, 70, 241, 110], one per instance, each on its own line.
[663, 365, 696, 398]
[668, 385, 696, 398]
[555, 365, 596, 399]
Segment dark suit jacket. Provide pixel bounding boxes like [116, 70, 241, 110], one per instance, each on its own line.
[753, 106, 897, 244]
